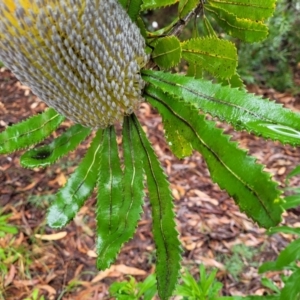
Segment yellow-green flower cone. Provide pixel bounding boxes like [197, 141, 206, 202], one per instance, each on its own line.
[0, 0, 148, 128]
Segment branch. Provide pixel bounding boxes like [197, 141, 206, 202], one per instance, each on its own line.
[169, 2, 204, 37]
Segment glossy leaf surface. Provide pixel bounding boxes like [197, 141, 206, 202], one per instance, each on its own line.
[205, 4, 268, 42]
[206, 0, 276, 21]
[145, 85, 283, 228]
[132, 115, 181, 300]
[181, 37, 237, 78]
[0, 108, 64, 155]
[152, 36, 182, 69]
[142, 0, 178, 10]
[96, 126, 123, 269]
[142, 70, 300, 146]
[47, 129, 103, 228]
[96, 117, 145, 270]
[20, 124, 91, 168]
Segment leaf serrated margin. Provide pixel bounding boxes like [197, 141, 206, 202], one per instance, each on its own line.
[131, 114, 181, 300]
[145, 85, 283, 228]
[96, 126, 123, 269]
[47, 129, 103, 228]
[142, 0, 179, 11]
[142, 70, 300, 146]
[20, 124, 91, 168]
[95, 116, 145, 269]
[0, 108, 65, 154]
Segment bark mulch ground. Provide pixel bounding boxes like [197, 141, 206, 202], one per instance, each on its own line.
[1, 68, 300, 299]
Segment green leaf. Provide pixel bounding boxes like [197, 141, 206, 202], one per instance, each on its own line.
[137, 274, 157, 299]
[0, 108, 64, 155]
[276, 238, 300, 269]
[280, 268, 300, 300]
[260, 239, 300, 271]
[145, 85, 283, 228]
[283, 195, 300, 210]
[96, 126, 123, 269]
[20, 124, 91, 168]
[142, 0, 178, 10]
[178, 0, 198, 18]
[206, 0, 276, 21]
[203, 15, 217, 37]
[268, 226, 300, 236]
[205, 4, 269, 42]
[286, 165, 300, 182]
[187, 63, 203, 79]
[152, 36, 182, 69]
[219, 73, 245, 89]
[164, 118, 193, 158]
[261, 277, 280, 293]
[219, 296, 280, 300]
[131, 114, 181, 300]
[96, 117, 145, 270]
[118, 0, 143, 21]
[142, 70, 300, 146]
[136, 16, 148, 39]
[258, 261, 280, 273]
[181, 37, 237, 78]
[47, 129, 103, 228]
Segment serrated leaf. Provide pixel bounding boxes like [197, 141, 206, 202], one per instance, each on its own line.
[47, 129, 103, 228]
[20, 124, 91, 168]
[142, 0, 178, 10]
[178, 0, 198, 18]
[131, 114, 181, 300]
[152, 36, 182, 69]
[96, 126, 123, 269]
[205, 4, 269, 42]
[142, 70, 300, 146]
[136, 16, 148, 39]
[96, 116, 145, 270]
[181, 37, 237, 78]
[207, 0, 276, 21]
[0, 108, 64, 155]
[118, 0, 143, 21]
[145, 85, 283, 228]
[219, 72, 245, 88]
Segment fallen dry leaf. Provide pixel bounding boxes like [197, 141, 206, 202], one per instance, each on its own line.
[91, 266, 115, 283]
[114, 264, 147, 276]
[4, 264, 16, 287]
[35, 231, 68, 241]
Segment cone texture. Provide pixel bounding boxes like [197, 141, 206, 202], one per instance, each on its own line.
[0, 0, 148, 128]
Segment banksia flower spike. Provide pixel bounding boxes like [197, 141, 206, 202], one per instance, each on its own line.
[0, 0, 149, 128]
